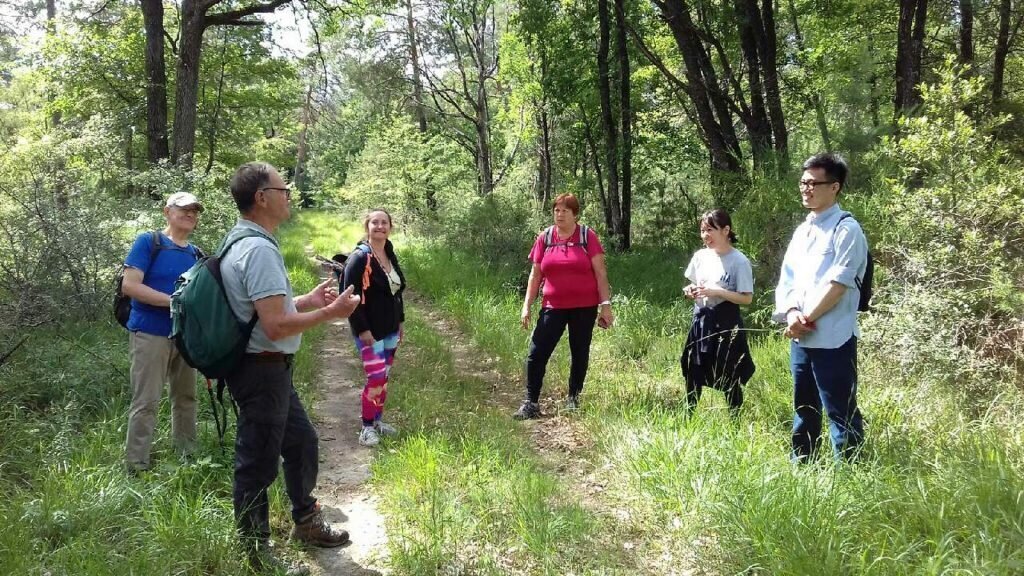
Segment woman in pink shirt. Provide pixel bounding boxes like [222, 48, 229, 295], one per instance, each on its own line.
[515, 194, 614, 419]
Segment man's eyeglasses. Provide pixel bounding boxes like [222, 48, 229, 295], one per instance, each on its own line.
[260, 187, 292, 199]
[798, 179, 836, 189]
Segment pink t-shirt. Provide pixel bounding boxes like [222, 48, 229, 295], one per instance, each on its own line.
[528, 225, 605, 309]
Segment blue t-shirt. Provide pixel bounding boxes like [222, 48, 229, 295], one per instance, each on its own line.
[125, 232, 201, 336]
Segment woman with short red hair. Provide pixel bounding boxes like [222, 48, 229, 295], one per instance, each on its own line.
[514, 193, 614, 419]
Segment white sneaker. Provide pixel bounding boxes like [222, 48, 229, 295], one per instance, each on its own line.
[358, 427, 380, 447]
[374, 421, 398, 436]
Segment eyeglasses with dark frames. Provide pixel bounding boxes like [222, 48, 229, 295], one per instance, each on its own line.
[260, 187, 292, 198]
[798, 179, 836, 189]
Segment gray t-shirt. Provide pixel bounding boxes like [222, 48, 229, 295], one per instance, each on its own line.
[684, 247, 754, 309]
[220, 219, 301, 354]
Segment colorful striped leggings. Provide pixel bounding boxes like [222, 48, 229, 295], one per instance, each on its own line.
[354, 332, 400, 426]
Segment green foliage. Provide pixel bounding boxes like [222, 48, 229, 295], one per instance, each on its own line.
[869, 64, 1024, 398]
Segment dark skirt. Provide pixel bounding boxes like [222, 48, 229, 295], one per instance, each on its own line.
[680, 301, 756, 391]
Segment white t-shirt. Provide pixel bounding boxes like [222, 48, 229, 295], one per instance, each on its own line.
[684, 247, 754, 309]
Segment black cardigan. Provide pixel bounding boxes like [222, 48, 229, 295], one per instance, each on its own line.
[341, 240, 406, 339]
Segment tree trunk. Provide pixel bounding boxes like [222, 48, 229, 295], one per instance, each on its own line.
[615, 0, 632, 251]
[294, 84, 313, 206]
[993, 0, 1012, 103]
[597, 0, 621, 238]
[474, 18, 494, 196]
[894, 0, 928, 118]
[959, 0, 974, 66]
[407, 0, 428, 133]
[656, 0, 742, 174]
[204, 39, 228, 174]
[581, 107, 612, 233]
[758, 0, 787, 165]
[535, 100, 553, 204]
[172, 0, 204, 169]
[734, 0, 772, 169]
[140, 0, 170, 163]
[47, 0, 61, 130]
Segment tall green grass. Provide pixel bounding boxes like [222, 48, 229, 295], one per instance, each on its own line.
[0, 210, 351, 575]
[400, 241, 1024, 575]
[372, 309, 631, 575]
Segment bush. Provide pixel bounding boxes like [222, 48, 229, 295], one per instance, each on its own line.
[868, 63, 1024, 400]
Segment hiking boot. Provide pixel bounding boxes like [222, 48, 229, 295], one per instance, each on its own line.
[290, 504, 350, 548]
[247, 540, 310, 576]
[564, 395, 580, 412]
[358, 426, 380, 447]
[374, 420, 398, 437]
[512, 401, 541, 420]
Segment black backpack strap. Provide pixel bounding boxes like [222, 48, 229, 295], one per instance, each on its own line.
[141, 230, 163, 277]
[578, 224, 589, 253]
[832, 213, 862, 290]
[543, 226, 555, 249]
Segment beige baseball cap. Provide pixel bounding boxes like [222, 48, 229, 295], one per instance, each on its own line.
[166, 191, 204, 211]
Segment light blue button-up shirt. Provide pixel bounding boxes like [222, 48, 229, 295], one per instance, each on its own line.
[773, 203, 868, 349]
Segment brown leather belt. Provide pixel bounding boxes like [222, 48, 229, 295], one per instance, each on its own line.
[244, 352, 295, 363]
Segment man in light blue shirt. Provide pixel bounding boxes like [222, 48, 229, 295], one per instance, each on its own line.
[774, 153, 868, 461]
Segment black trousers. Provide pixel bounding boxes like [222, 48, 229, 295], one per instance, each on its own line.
[225, 355, 318, 543]
[525, 306, 598, 402]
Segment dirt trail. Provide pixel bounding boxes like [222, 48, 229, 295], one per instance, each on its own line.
[305, 317, 388, 575]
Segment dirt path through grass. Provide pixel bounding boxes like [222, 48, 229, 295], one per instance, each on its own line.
[305, 279, 388, 575]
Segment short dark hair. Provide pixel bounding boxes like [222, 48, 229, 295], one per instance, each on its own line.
[700, 208, 738, 243]
[552, 193, 580, 216]
[229, 162, 273, 212]
[802, 153, 849, 191]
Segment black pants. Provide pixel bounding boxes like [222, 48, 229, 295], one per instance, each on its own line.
[225, 355, 318, 544]
[525, 306, 598, 402]
[681, 355, 744, 413]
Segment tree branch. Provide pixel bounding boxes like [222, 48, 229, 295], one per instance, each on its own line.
[204, 0, 291, 28]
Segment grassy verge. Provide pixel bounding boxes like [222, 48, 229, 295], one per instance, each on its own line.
[0, 210, 352, 575]
[372, 307, 630, 575]
[398, 241, 1024, 575]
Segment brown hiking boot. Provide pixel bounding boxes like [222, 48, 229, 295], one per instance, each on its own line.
[290, 504, 350, 548]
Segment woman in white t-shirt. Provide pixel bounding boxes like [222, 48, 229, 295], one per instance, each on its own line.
[681, 209, 756, 414]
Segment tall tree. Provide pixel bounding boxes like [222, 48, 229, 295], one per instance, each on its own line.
[139, 0, 169, 162]
[992, 0, 1021, 104]
[959, 0, 974, 66]
[406, 0, 428, 133]
[171, 0, 291, 168]
[614, 0, 632, 251]
[597, 0, 621, 239]
[895, 0, 928, 117]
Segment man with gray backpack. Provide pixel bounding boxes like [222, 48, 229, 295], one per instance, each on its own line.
[172, 162, 359, 575]
[119, 191, 205, 473]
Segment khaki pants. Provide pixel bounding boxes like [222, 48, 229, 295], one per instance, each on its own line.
[126, 331, 198, 469]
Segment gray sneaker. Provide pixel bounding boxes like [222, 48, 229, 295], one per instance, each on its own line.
[564, 395, 580, 412]
[374, 421, 398, 436]
[358, 426, 381, 447]
[512, 401, 541, 420]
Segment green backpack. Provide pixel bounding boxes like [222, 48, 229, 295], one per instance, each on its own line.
[170, 228, 269, 379]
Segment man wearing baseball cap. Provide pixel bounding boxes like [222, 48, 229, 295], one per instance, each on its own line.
[121, 191, 205, 472]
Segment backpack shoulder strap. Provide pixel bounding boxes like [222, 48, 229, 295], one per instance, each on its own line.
[216, 229, 272, 258]
[578, 224, 589, 250]
[543, 226, 555, 248]
[142, 230, 164, 276]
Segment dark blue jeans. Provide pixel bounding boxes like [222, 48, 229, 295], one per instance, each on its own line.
[525, 306, 598, 402]
[791, 336, 864, 461]
[225, 355, 318, 543]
